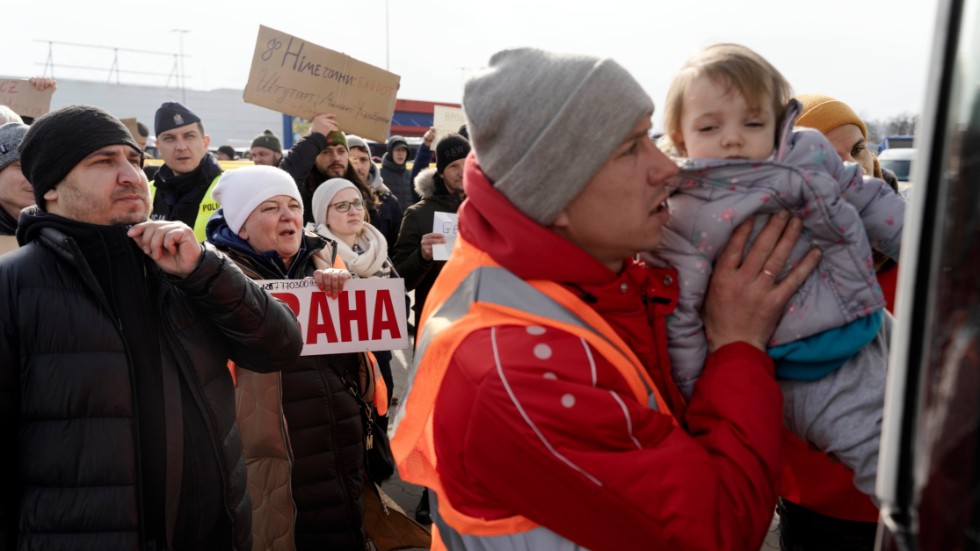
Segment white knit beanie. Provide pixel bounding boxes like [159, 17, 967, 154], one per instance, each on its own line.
[212, 165, 303, 233]
[463, 48, 653, 225]
[311, 178, 359, 227]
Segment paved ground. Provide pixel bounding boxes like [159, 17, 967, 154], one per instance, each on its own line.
[380, 309, 782, 550]
[377, 337, 429, 550]
[379, 342, 426, 520]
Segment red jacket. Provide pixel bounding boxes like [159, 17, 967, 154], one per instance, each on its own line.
[424, 158, 785, 550]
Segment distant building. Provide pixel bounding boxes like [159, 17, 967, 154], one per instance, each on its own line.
[390, 99, 462, 137]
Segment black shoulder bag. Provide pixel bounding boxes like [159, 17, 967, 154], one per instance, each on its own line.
[343, 358, 396, 484]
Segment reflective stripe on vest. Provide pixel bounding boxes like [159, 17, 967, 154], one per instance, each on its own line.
[430, 492, 586, 551]
[148, 174, 221, 242]
[391, 236, 672, 544]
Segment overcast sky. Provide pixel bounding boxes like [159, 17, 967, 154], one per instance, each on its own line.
[2, 0, 938, 129]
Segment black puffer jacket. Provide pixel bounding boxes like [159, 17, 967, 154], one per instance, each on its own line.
[209, 216, 369, 550]
[0, 206, 16, 236]
[0, 211, 303, 551]
[391, 167, 464, 326]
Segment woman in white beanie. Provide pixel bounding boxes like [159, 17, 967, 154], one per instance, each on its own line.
[205, 165, 380, 550]
[310, 177, 398, 425]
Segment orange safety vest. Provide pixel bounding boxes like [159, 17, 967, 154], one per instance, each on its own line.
[391, 236, 672, 547]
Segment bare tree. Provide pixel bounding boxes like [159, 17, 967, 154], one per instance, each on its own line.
[865, 113, 919, 140]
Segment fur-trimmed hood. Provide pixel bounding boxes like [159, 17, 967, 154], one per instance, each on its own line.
[414, 167, 448, 200]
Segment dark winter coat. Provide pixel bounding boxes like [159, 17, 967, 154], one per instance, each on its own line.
[0, 209, 303, 551]
[381, 152, 415, 209]
[0, 206, 16, 236]
[208, 213, 369, 550]
[366, 161, 403, 251]
[150, 152, 223, 228]
[391, 167, 463, 326]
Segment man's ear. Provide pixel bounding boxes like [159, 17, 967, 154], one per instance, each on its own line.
[203, 135, 211, 149]
[237, 227, 248, 241]
[550, 210, 570, 231]
[43, 188, 58, 202]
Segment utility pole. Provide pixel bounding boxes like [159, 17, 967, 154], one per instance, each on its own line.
[385, 0, 390, 71]
[172, 29, 189, 103]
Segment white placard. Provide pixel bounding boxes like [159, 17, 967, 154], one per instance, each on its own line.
[431, 211, 458, 261]
[433, 105, 465, 141]
[256, 277, 408, 355]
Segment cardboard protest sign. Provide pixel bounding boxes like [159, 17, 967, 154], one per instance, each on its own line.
[0, 79, 53, 119]
[243, 25, 400, 142]
[119, 118, 140, 141]
[433, 105, 465, 141]
[431, 211, 458, 261]
[257, 277, 408, 355]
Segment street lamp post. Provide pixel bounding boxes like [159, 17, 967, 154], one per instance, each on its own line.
[172, 29, 189, 103]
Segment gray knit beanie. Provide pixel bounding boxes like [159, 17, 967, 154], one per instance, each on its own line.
[251, 129, 282, 153]
[0, 122, 29, 172]
[463, 48, 653, 225]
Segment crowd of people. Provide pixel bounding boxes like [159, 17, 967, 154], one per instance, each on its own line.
[0, 41, 905, 551]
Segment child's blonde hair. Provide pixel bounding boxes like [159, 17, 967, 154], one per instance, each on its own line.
[660, 43, 793, 156]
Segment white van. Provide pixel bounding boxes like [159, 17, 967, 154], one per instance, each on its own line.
[877, 147, 915, 196]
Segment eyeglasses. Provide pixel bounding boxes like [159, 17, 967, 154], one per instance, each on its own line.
[330, 199, 365, 212]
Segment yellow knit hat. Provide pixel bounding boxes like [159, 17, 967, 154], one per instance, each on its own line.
[794, 94, 868, 139]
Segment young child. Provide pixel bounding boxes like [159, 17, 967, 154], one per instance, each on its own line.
[647, 43, 905, 497]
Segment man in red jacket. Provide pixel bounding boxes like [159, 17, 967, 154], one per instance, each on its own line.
[391, 47, 822, 551]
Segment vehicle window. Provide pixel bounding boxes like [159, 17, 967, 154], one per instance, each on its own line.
[880, 159, 912, 181]
[889, 0, 980, 548]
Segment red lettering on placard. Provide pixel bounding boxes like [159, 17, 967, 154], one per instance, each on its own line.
[337, 290, 368, 342]
[371, 289, 401, 340]
[272, 292, 301, 317]
[307, 292, 338, 344]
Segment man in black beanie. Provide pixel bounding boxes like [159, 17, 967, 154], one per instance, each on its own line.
[279, 112, 376, 225]
[150, 100, 222, 241]
[0, 104, 302, 550]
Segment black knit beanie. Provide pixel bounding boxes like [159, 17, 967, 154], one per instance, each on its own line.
[435, 133, 471, 175]
[19, 105, 141, 209]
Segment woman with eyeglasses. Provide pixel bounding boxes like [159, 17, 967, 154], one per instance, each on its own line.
[205, 166, 378, 550]
[311, 178, 394, 280]
[310, 178, 399, 425]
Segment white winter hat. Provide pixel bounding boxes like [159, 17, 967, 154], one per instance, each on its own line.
[212, 165, 303, 233]
[311, 178, 359, 227]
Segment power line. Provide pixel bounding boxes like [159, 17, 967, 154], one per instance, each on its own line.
[35, 39, 190, 88]
[34, 39, 189, 58]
